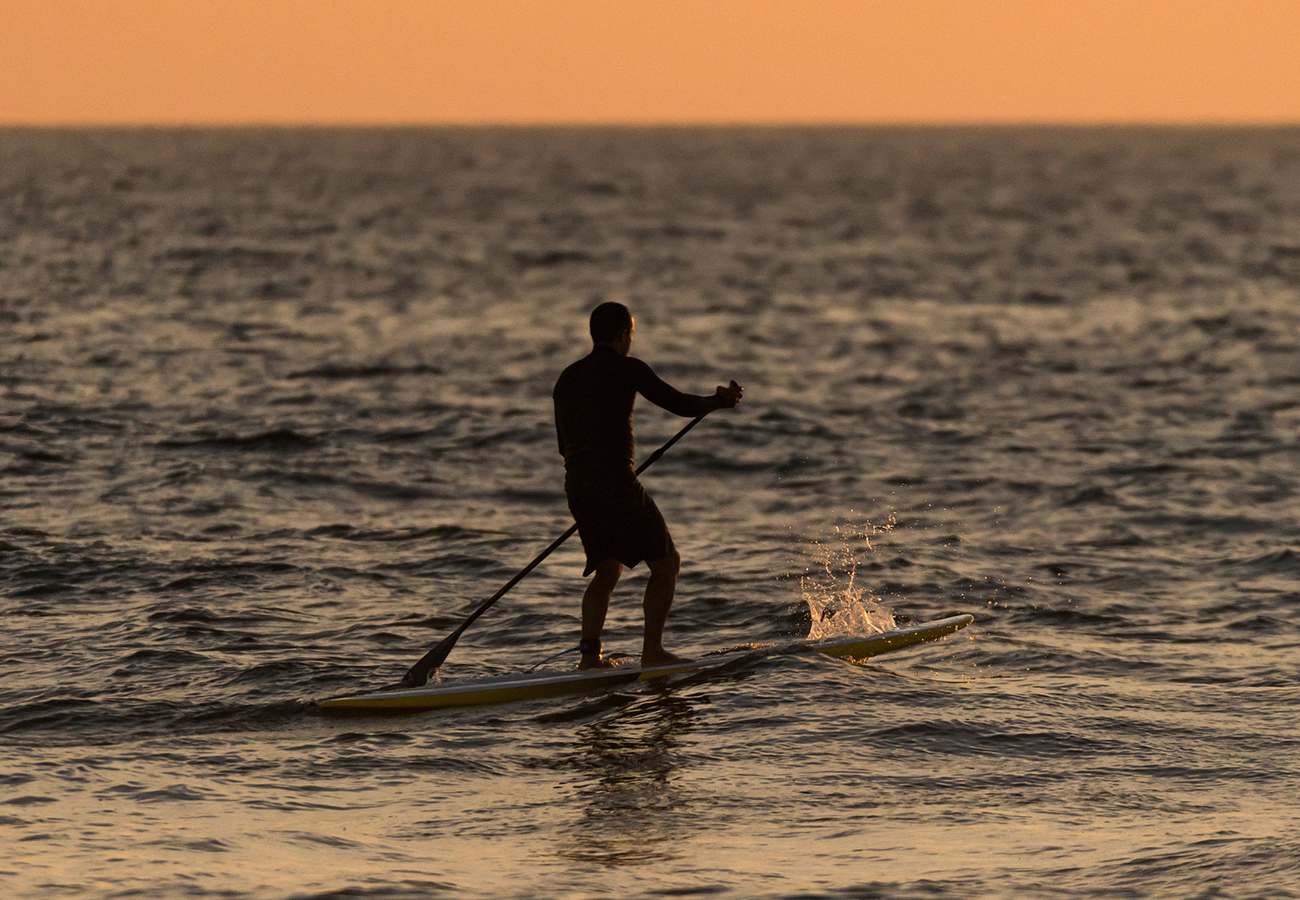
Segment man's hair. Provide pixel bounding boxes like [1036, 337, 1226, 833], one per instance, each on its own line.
[589, 301, 633, 342]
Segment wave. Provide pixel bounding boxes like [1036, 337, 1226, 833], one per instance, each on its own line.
[288, 363, 444, 380]
[157, 428, 319, 452]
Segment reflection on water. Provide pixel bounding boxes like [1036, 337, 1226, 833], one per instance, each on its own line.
[553, 691, 702, 867]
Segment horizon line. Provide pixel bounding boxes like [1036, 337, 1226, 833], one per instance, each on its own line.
[4, 118, 1300, 130]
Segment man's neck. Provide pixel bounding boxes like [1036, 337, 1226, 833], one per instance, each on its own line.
[593, 340, 629, 357]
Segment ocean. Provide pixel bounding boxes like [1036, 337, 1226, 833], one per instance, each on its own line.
[2, 126, 1298, 899]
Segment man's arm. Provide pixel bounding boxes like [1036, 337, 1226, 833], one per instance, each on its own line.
[552, 391, 568, 458]
[631, 358, 743, 416]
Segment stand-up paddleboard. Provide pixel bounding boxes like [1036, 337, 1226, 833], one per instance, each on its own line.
[319, 614, 973, 713]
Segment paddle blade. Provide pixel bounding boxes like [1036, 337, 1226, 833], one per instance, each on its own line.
[399, 629, 461, 688]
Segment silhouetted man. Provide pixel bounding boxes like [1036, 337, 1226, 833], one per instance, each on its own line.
[553, 302, 743, 669]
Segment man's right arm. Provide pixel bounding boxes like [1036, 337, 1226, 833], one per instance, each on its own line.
[632, 359, 742, 416]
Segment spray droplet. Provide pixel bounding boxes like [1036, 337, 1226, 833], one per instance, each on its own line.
[801, 522, 897, 640]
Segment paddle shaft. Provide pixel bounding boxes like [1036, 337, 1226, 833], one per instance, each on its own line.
[398, 412, 709, 688]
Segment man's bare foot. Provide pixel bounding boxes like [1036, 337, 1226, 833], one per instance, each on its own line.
[578, 653, 616, 670]
[639, 649, 693, 668]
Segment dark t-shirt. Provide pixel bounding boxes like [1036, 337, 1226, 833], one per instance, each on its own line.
[553, 345, 713, 479]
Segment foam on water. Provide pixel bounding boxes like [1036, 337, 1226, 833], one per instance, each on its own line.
[800, 522, 898, 641]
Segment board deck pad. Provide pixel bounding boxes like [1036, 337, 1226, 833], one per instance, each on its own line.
[318, 614, 973, 712]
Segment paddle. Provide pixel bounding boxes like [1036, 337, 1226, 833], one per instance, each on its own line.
[397, 412, 710, 688]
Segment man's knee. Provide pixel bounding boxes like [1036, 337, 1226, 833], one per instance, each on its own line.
[591, 559, 622, 588]
[647, 548, 680, 577]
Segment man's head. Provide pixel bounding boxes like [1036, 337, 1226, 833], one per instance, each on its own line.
[589, 301, 634, 355]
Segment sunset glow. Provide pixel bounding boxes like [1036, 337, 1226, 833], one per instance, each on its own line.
[1, 0, 1298, 126]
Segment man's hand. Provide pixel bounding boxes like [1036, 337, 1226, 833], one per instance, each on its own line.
[713, 380, 744, 409]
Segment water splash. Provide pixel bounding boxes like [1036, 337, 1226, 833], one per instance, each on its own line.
[801, 522, 897, 641]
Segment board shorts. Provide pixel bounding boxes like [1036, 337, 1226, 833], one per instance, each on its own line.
[564, 470, 675, 577]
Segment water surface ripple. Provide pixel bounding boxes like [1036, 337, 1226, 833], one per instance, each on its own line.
[2, 126, 1299, 899]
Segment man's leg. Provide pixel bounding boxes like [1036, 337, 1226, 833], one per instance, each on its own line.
[641, 548, 689, 667]
[580, 559, 622, 669]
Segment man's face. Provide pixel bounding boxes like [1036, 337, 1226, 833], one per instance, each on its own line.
[616, 320, 634, 355]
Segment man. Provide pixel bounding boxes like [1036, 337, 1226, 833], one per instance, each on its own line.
[553, 301, 743, 669]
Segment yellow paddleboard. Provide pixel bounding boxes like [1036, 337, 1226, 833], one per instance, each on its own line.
[318, 614, 973, 713]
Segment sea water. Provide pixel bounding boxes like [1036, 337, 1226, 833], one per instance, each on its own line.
[2, 126, 1299, 899]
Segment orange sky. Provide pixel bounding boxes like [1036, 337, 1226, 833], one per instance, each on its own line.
[1, 0, 1297, 125]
